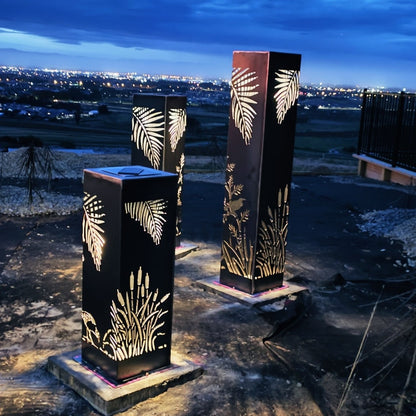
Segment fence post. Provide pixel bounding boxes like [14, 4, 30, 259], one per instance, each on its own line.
[392, 91, 405, 167]
[357, 88, 368, 154]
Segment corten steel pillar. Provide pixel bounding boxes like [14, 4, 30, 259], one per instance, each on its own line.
[131, 94, 187, 247]
[81, 165, 177, 383]
[220, 51, 301, 294]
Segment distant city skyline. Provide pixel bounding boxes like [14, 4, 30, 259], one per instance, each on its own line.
[1, 0, 415, 91]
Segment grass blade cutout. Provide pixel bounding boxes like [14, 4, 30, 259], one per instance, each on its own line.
[82, 267, 171, 361]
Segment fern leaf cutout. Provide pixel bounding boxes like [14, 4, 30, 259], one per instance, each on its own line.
[230, 67, 259, 145]
[274, 69, 300, 124]
[82, 192, 106, 271]
[168, 108, 186, 152]
[124, 199, 168, 245]
[131, 106, 164, 168]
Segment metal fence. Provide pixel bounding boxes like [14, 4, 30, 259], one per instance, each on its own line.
[357, 89, 416, 172]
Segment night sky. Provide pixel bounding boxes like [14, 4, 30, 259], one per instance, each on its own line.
[1, 0, 415, 90]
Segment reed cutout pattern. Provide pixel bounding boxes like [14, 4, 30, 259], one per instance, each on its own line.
[221, 162, 254, 278]
[255, 185, 289, 278]
[82, 267, 170, 361]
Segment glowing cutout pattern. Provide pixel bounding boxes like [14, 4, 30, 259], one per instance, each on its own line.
[175, 153, 185, 238]
[131, 106, 164, 168]
[274, 69, 300, 124]
[82, 267, 170, 361]
[255, 185, 289, 278]
[230, 67, 259, 145]
[168, 108, 187, 152]
[82, 192, 106, 271]
[124, 199, 168, 245]
[221, 162, 254, 278]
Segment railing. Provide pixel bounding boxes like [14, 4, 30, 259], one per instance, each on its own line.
[357, 89, 416, 172]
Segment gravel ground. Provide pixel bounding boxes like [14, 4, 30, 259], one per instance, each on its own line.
[1, 148, 415, 267]
[359, 208, 416, 267]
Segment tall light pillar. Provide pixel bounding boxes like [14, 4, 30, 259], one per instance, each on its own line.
[220, 51, 301, 294]
[131, 94, 187, 247]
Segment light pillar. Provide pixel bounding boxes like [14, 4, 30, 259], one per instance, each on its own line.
[220, 51, 301, 294]
[131, 94, 187, 246]
[82, 166, 177, 383]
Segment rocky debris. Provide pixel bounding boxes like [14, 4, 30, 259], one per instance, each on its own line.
[0, 186, 82, 216]
[359, 208, 416, 267]
[0, 148, 130, 180]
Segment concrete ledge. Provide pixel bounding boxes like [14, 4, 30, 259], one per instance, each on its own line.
[175, 243, 199, 260]
[353, 154, 416, 186]
[47, 350, 203, 416]
[194, 276, 307, 307]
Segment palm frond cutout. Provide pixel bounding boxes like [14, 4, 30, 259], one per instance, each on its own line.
[124, 199, 168, 245]
[168, 108, 187, 152]
[230, 67, 259, 145]
[274, 69, 300, 124]
[131, 106, 164, 168]
[82, 192, 106, 271]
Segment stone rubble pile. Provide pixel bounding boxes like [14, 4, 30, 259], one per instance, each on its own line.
[0, 148, 130, 180]
[0, 149, 130, 216]
[0, 186, 82, 216]
[359, 208, 416, 267]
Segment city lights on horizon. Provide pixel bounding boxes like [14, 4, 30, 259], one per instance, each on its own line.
[0, 64, 414, 94]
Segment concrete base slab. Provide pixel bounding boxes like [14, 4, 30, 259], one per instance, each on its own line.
[175, 243, 199, 260]
[195, 276, 308, 307]
[47, 350, 203, 416]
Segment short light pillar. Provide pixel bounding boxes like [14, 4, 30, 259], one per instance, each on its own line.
[131, 94, 187, 246]
[220, 51, 301, 294]
[81, 166, 177, 383]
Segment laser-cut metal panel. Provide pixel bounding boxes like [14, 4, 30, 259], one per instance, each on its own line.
[82, 166, 177, 383]
[131, 94, 187, 246]
[220, 51, 301, 295]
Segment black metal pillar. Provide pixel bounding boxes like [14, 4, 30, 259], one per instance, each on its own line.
[131, 94, 187, 246]
[220, 51, 301, 294]
[82, 166, 177, 383]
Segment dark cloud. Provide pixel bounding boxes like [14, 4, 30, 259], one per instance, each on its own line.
[0, 0, 415, 87]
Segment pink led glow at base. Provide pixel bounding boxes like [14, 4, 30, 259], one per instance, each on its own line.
[212, 280, 289, 297]
[73, 355, 177, 388]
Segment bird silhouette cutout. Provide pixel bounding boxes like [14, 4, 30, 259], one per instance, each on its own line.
[229, 197, 246, 213]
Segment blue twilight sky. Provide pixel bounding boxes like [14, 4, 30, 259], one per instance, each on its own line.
[0, 0, 415, 90]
